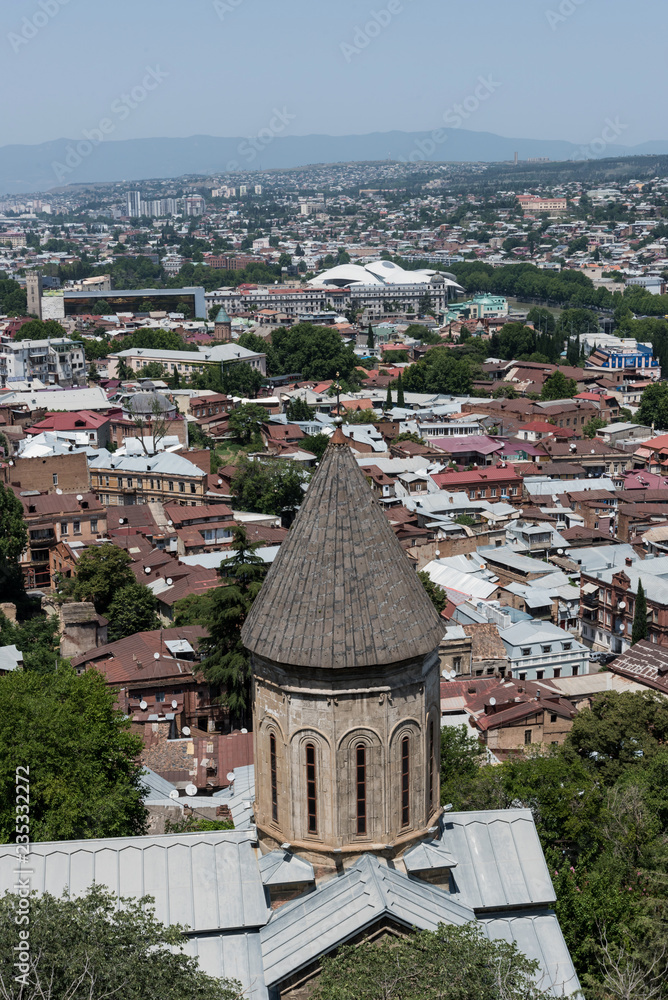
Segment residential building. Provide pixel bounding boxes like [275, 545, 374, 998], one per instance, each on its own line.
[108, 343, 266, 379]
[430, 462, 523, 500]
[0, 337, 86, 387]
[498, 620, 590, 680]
[586, 341, 659, 378]
[89, 449, 208, 506]
[24, 410, 111, 448]
[579, 552, 668, 654]
[18, 491, 107, 589]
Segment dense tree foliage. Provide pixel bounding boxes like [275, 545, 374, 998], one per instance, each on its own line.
[0, 666, 147, 842]
[58, 543, 135, 615]
[231, 456, 306, 520]
[271, 322, 361, 384]
[12, 318, 68, 341]
[441, 692, 668, 997]
[636, 381, 668, 429]
[314, 922, 552, 1000]
[221, 362, 264, 398]
[540, 369, 579, 400]
[0, 482, 28, 604]
[106, 583, 162, 642]
[0, 885, 241, 999]
[0, 612, 62, 674]
[418, 570, 446, 614]
[200, 526, 267, 727]
[227, 402, 267, 443]
[401, 346, 477, 395]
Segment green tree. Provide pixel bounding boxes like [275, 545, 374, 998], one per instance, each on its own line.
[405, 322, 441, 345]
[227, 402, 267, 443]
[583, 416, 607, 438]
[92, 298, 110, 315]
[106, 583, 162, 642]
[231, 456, 305, 521]
[0, 482, 27, 603]
[0, 611, 62, 674]
[418, 570, 446, 614]
[540, 370, 578, 401]
[60, 543, 135, 616]
[221, 362, 264, 398]
[396, 371, 405, 406]
[366, 323, 375, 350]
[0, 666, 147, 842]
[172, 592, 215, 627]
[13, 318, 67, 341]
[271, 322, 361, 384]
[632, 579, 648, 645]
[636, 381, 668, 429]
[385, 383, 393, 409]
[88, 361, 100, 381]
[314, 922, 551, 1000]
[440, 724, 486, 807]
[301, 433, 330, 460]
[287, 397, 315, 421]
[137, 361, 167, 380]
[402, 346, 476, 396]
[0, 884, 241, 999]
[200, 526, 267, 727]
[393, 431, 424, 445]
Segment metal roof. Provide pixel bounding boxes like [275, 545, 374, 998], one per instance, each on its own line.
[0, 830, 269, 934]
[181, 933, 268, 999]
[258, 850, 315, 887]
[439, 809, 556, 911]
[479, 910, 580, 995]
[260, 853, 476, 988]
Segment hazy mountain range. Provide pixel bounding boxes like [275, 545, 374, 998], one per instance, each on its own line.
[4, 128, 668, 196]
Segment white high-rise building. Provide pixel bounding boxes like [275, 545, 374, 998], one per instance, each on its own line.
[127, 191, 142, 217]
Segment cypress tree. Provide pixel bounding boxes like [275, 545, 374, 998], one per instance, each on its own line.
[367, 324, 375, 350]
[385, 383, 393, 409]
[631, 579, 648, 645]
[397, 371, 405, 407]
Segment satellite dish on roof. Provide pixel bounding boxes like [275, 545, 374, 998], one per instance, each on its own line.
[55, 488, 62, 495]
[166, 577, 173, 585]
[76, 494, 83, 501]
[185, 783, 198, 797]
[489, 697, 496, 705]
[139, 700, 148, 710]
[241, 728, 248, 734]
[144, 566, 151, 574]
[182, 726, 191, 736]
[217, 480, 223, 486]
[119, 518, 125, 524]
[153, 652, 160, 660]
[169, 789, 179, 800]
[167, 520, 173, 526]
[226, 771, 235, 782]
[171, 699, 178, 709]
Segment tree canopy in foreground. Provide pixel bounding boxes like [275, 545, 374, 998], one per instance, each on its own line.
[0, 884, 242, 999]
[314, 922, 552, 1000]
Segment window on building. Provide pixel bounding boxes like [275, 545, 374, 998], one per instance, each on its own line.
[429, 721, 435, 811]
[190, 483, 196, 494]
[52, 474, 58, 485]
[306, 743, 317, 835]
[270, 733, 278, 824]
[60, 522, 68, 536]
[524, 730, 532, 745]
[179, 482, 185, 493]
[541, 645, 551, 654]
[155, 693, 165, 702]
[73, 520, 81, 535]
[522, 648, 531, 657]
[401, 736, 410, 828]
[91, 519, 98, 534]
[536, 670, 544, 679]
[169, 481, 174, 491]
[356, 743, 366, 836]
[553, 667, 561, 678]
[519, 672, 527, 681]
[562, 642, 572, 650]
[572, 665, 579, 676]
[550, 713, 557, 723]
[453, 656, 462, 671]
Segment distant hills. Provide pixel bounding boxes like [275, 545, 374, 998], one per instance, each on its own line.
[4, 129, 668, 196]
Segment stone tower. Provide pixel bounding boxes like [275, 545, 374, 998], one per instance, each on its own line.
[26, 272, 43, 320]
[241, 429, 444, 868]
[214, 306, 232, 342]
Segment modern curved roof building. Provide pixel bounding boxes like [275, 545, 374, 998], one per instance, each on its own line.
[308, 258, 464, 291]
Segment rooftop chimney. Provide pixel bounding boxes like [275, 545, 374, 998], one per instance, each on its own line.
[625, 557, 633, 567]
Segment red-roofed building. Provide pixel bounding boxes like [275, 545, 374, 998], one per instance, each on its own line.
[24, 410, 110, 448]
[430, 462, 523, 500]
[517, 421, 559, 443]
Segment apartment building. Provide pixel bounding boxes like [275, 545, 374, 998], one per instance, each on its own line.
[580, 552, 668, 655]
[89, 449, 208, 506]
[18, 492, 107, 589]
[0, 337, 86, 387]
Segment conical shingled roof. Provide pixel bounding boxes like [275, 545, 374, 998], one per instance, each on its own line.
[241, 432, 444, 669]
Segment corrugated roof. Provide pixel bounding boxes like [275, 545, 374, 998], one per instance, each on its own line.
[440, 809, 556, 911]
[0, 831, 269, 933]
[479, 910, 580, 995]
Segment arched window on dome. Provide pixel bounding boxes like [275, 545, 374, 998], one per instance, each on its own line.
[305, 742, 317, 835]
[429, 720, 435, 812]
[270, 733, 278, 824]
[356, 743, 366, 836]
[401, 735, 410, 828]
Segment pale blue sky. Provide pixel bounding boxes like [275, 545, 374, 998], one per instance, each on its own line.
[3, 0, 665, 148]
